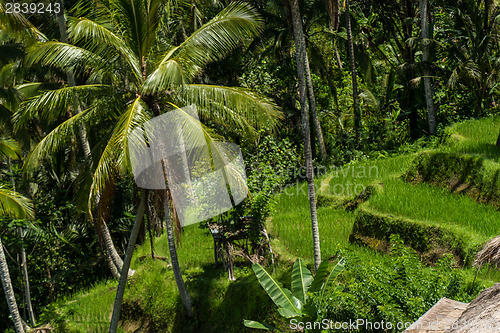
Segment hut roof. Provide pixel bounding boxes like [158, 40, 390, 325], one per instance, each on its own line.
[474, 235, 500, 268]
[404, 284, 500, 333]
[403, 298, 468, 333]
[446, 283, 500, 333]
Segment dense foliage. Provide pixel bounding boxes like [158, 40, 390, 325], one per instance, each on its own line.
[1, 0, 500, 332]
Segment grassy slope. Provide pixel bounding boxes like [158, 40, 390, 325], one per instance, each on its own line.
[39, 117, 500, 333]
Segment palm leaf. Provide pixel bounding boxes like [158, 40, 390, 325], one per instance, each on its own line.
[308, 260, 330, 293]
[111, 0, 149, 60]
[89, 97, 151, 214]
[26, 42, 108, 74]
[320, 258, 345, 297]
[291, 258, 313, 304]
[68, 17, 141, 81]
[15, 84, 112, 130]
[175, 84, 282, 134]
[142, 56, 190, 92]
[0, 187, 34, 220]
[252, 263, 302, 317]
[0, 137, 21, 159]
[143, 2, 263, 93]
[22, 105, 97, 176]
[243, 320, 280, 331]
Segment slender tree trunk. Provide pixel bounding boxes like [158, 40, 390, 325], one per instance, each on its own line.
[18, 229, 35, 326]
[56, 1, 92, 158]
[345, 0, 362, 143]
[104, 248, 120, 280]
[289, 0, 322, 271]
[496, 131, 500, 147]
[101, 220, 135, 278]
[0, 238, 25, 333]
[328, 0, 343, 70]
[146, 213, 155, 260]
[420, 0, 436, 135]
[109, 193, 146, 333]
[7, 160, 34, 326]
[161, 160, 193, 316]
[304, 56, 327, 160]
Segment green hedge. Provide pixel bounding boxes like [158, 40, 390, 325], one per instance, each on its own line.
[403, 152, 500, 207]
[350, 207, 482, 266]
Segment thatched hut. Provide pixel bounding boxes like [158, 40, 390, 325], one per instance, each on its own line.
[403, 284, 500, 333]
[474, 235, 500, 269]
[446, 283, 500, 333]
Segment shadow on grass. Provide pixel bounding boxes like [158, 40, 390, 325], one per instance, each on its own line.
[456, 142, 500, 162]
[168, 262, 291, 333]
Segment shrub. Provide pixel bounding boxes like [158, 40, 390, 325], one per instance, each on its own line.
[312, 235, 483, 333]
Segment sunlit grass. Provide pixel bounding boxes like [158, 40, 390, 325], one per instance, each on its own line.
[41, 280, 124, 333]
[326, 155, 413, 198]
[367, 178, 500, 242]
[444, 116, 500, 162]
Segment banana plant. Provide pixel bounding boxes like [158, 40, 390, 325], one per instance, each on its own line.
[244, 257, 345, 331]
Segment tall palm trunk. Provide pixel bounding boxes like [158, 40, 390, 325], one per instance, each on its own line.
[0, 238, 25, 333]
[328, 0, 343, 69]
[304, 57, 327, 160]
[289, 0, 322, 271]
[161, 160, 193, 316]
[56, 0, 91, 158]
[345, 0, 361, 143]
[101, 221, 135, 278]
[109, 193, 146, 333]
[420, 0, 436, 135]
[7, 159, 35, 326]
[18, 228, 35, 326]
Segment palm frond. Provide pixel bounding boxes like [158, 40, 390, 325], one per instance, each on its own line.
[68, 17, 142, 81]
[0, 1, 46, 42]
[0, 137, 21, 159]
[144, 2, 263, 93]
[26, 42, 108, 74]
[111, 0, 149, 60]
[22, 106, 94, 176]
[89, 97, 151, 214]
[0, 187, 34, 220]
[143, 56, 190, 92]
[15, 85, 112, 130]
[175, 84, 282, 135]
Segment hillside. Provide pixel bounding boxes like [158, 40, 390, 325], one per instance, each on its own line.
[37, 116, 500, 333]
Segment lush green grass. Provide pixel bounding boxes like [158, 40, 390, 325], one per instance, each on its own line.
[133, 223, 214, 269]
[270, 179, 355, 260]
[40, 117, 500, 332]
[367, 178, 500, 241]
[40, 280, 124, 333]
[326, 155, 413, 197]
[444, 116, 500, 161]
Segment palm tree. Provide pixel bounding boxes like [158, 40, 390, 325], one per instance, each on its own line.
[0, 188, 34, 333]
[345, 0, 362, 143]
[420, 0, 436, 135]
[17, 0, 280, 327]
[288, 0, 321, 271]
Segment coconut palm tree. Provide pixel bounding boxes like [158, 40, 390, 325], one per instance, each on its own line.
[345, 0, 362, 143]
[16, 0, 281, 326]
[0, 188, 34, 333]
[420, 0, 437, 135]
[288, 0, 321, 271]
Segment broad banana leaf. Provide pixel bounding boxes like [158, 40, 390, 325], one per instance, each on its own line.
[252, 263, 302, 316]
[321, 258, 345, 296]
[291, 258, 313, 304]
